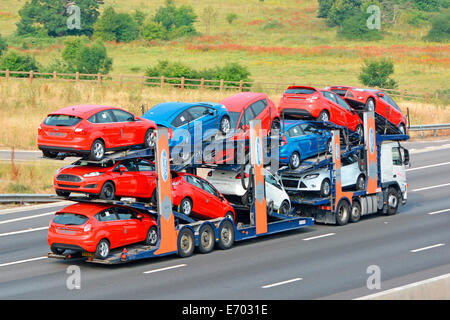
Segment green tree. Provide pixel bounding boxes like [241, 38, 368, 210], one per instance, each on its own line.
[359, 58, 397, 89]
[226, 13, 238, 24]
[338, 11, 383, 40]
[423, 11, 450, 42]
[317, 0, 335, 18]
[327, 0, 362, 27]
[0, 51, 40, 75]
[0, 34, 7, 57]
[153, 0, 197, 34]
[94, 7, 139, 42]
[142, 21, 167, 41]
[16, 0, 100, 37]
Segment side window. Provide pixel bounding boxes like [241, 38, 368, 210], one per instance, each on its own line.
[334, 94, 352, 111]
[171, 110, 191, 128]
[135, 159, 155, 171]
[264, 172, 278, 187]
[185, 175, 203, 189]
[96, 110, 115, 124]
[88, 114, 97, 123]
[346, 91, 354, 98]
[115, 207, 135, 220]
[188, 106, 208, 120]
[287, 125, 303, 137]
[392, 147, 402, 166]
[239, 107, 255, 127]
[111, 109, 135, 122]
[200, 179, 219, 197]
[114, 159, 136, 172]
[300, 123, 318, 135]
[321, 91, 336, 103]
[250, 100, 267, 117]
[96, 209, 118, 222]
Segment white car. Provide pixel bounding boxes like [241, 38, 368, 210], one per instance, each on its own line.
[281, 154, 366, 197]
[206, 166, 291, 214]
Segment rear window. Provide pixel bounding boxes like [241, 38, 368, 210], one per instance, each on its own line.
[285, 88, 316, 95]
[53, 213, 88, 225]
[330, 89, 347, 97]
[229, 112, 241, 129]
[44, 115, 82, 127]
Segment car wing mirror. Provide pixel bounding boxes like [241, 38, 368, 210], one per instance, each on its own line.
[136, 214, 143, 221]
[119, 166, 126, 174]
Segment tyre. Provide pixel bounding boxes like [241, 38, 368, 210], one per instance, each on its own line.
[350, 201, 361, 223]
[356, 175, 366, 191]
[144, 128, 155, 148]
[43, 150, 58, 158]
[398, 123, 406, 135]
[219, 116, 231, 135]
[366, 98, 375, 112]
[289, 152, 301, 170]
[271, 118, 281, 135]
[224, 211, 235, 222]
[336, 200, 350, 226]
[145, 226, 158, 246]
[99, 181, 115, 200]
[89, 139, 105, 161]
[95, 239, 110, 260]
[217, 220, 235, 250]
[55, 190, 71, 197]
[355, 125, 364, 140]
[386, 187, 400, 215]
[151, 188, 158, 205]
[198, 224, 215, 254]
[242, 190, 254, 207]
[279, 200, 291, 215]
[179, 198, 193, 216]
[318, 110, 330, 122]
[320, 178, 331, 197]
[177, 228, 195, 258]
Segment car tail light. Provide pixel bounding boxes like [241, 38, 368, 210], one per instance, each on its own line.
[207, 171, 212, 177]
[280, 135, 288, 146]
[172, 179, 181, 186]
[168, 127, 174, 139]
[83, 224, 92, 232]
[38, 125, 42, 133]
[306, 95, 319, 103]
[235, 173, 249, 179]
[74, 127, 86, 135]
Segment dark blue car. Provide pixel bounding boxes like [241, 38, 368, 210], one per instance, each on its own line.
[279, 121, 332, 169]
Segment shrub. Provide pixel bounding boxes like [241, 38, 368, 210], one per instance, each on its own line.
[0, 34, 7, 57]
[338, 12, 383, 41]
[94, 7, 139, 43]
[226, 13, 238, 24]
[0, 51, 40, 75]
[423, 11, 450, 42]
[153, 0, 197, 36]
[359, 58, 397, 89]
[142, 21, 167, 41]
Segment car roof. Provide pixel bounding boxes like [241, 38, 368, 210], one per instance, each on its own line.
[48, 105, 124, 119]
[144, 102, 220, 120]
[56, 203, 117, 216]
[220, 92, 267, 112]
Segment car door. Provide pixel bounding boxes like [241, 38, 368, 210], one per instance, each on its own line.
[250, 99, 270, 131]
[95, 208, 123, 248]
[238, 106, 256, 139]
[264, 171, 285, 208]
[170, 110, 193, 146]
[333, 93, 360, 131]
[110, 109, 139, 146]
[380, 93, 403, 126]
[90, 110, 122, 148]
[187, 106, 215, 142]
[299, 123, 319, 157]
[198, 178, 224, 218]
[111, 159, 139, 197]
[321, 91, 345, 126]
[134, 158, 157, 198]
[287, 125, 310, 158]
[115, 207, 140, 245]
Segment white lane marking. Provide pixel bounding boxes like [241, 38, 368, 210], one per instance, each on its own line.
[412, 183, 450, 192]
[355, 273, 450, 300]
[0, 256, 47, 268]
[143, 264, 187, 274]
[410, 243, 445, 253]
[302, 233, 335, 241]
[0, 212, 54, 224]
[0, 226, 48, 237]
[409, 145, 450, 154]
[406, 161, 450, 172]
[262, 278, 302, 289]
[427, 208, 450, 215]
[0, 201, 71, 215]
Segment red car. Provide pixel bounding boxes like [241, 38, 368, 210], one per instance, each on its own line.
[328, 86, 407, 134]
[278, 86, 363, 136]
[54, 158, 157, 201]
[172, 172, 235, 222]
[48, 203, 158, 259]
[38, 105, 157, 161]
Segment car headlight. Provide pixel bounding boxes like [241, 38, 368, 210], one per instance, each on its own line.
[83, 172, 103, 177]
[304, 173, 319, 180]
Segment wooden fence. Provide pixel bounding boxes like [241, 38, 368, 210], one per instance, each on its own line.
[0, 69, 444, 104]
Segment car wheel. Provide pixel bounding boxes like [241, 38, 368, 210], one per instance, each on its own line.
[43, 150, 58, 158]
[386, 187, 400, 215]
[217, 220, 234, 250]
[144, 128, 155, 148]
[279, 200, 291, 215]
[179, 198, 192, 216]
[318, 110, 330, 122]
[100, 181, 115, 200]
[55, 190, 71, 197]
[320, 178, 331, 197]
[198, 224, 215, 254]
[90, 139, 105, 161]
[271, 118, 281, 135]
[356, 175, 366, 190]
[366, 98, 375, 112]
[177, 228, 195, 258]
[398, 123, 406, 134]
[355, 125, 364, 139]
[336, 200, 350, 226]
[145, 226, 158, 246]
[242, 190, 254, 207]
[350, 201, 361, 223]
[95, 239, 110, 260]
[151, 188, 158, 205]
[219, 116, 231, 135]
[224, 211, 235, 221]
[289, 152, 301, 170]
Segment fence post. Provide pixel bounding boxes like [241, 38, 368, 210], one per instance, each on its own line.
[426, 92, 430, 103]
[29, 70, 34, 84]
[75, 72, 79, 83]
[220, 79, 224, 91]
[181, 77, 185, 90]
[239, 80, 243, 92]
[97, 73, 101, 86]
[400, 89, 404, 100]
[161, 76, 164, 89]
[200, 78, 204, 90]
[120, 74, 124, 88]
[5, 69, 9, 81]
[53, 71, 57, 82]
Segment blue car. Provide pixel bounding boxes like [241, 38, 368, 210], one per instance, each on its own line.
[142, 102, 231, 149]
[279, 121, 332, 169]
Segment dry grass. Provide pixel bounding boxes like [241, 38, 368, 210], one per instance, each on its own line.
[0, 78, 448, 150]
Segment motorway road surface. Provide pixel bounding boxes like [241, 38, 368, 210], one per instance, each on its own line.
[0, 139, 449, 299]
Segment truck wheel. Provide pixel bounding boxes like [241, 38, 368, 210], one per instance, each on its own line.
[320, 179, 331, 197]
[217, 220, 235, 250]
[95, 239, 110, 260]
[336, 200, 350, 226]
[177, 228, 195, 258]
[145, 226, 158, 246]
[198, 224, 215, 254]
[350, 201, 361, 223]
[386, 187, 400, 215]
[289, 152, 301, 170]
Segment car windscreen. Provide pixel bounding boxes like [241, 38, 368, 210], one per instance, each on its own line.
[229, 111, 241, 129]
[53, 213, 89, 225]
[73, 159, 116, 168]
[44, 115, 82, 127]
[330, 89, 347, 97]
[285, 88, 316, 95]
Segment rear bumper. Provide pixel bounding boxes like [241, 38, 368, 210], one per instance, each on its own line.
[279, 107, 314, 119]
[39, 145, 90, 155]
[48, 234, 97, 253]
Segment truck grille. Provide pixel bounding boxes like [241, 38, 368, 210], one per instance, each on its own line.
[56, 174, 82, 182]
